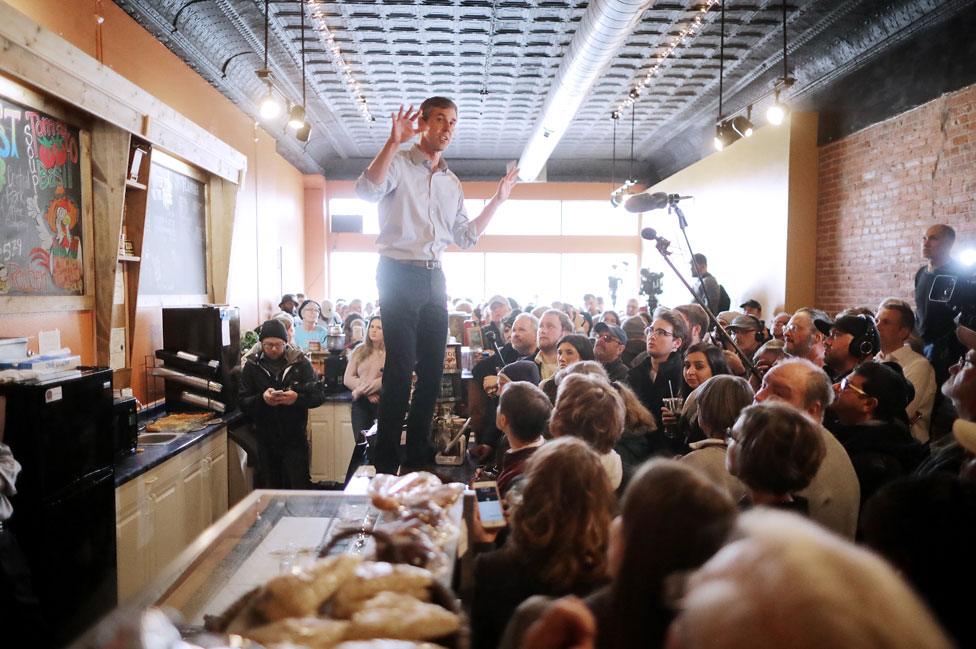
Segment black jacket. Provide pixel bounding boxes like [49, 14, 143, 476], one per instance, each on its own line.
[626, 352, 685, 431]
[239, 345, 326, 437]
[829, 419, 928, 506]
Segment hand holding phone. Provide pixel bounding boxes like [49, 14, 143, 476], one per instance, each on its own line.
[473, 481, 506, 530]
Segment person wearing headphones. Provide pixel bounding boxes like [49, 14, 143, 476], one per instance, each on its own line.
[726, 314, 767, 362]
[816, 314, 881, 383]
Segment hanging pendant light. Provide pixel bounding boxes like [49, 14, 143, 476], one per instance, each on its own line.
[713, 0, 730, 151]
[291, 1, 312, 141]
[767, 0, 793, 126]
[257, 0, 283, 120]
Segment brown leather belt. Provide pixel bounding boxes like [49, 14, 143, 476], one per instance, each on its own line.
[395, 259, 442, 269]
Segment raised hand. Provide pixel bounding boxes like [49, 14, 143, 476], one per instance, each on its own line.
[389, 105, 421, 144]
[494, 164, 520, 203]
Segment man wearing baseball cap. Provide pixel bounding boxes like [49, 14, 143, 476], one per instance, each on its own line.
[593, 321, 629, 381]
[727, 314, 765, 361]
[739, 299, 762, 319]
[815, 314, 880, 383]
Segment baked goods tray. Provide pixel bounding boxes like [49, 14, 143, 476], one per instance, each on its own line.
[118, 490, 461, 628]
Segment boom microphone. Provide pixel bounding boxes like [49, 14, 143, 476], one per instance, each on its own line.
[625, 191, 694, 213]
[626, 192, 669, 213]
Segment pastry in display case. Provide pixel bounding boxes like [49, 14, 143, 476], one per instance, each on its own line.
[79, 474, 468, 648]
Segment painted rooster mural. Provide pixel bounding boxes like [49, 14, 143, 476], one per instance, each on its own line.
[30, 188, 82, 292]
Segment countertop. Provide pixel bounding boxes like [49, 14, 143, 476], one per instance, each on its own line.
[114, 410, 243, 487]
[115, 391, 353, 487]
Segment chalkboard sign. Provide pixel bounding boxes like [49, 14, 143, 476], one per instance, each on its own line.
[140, 161, 208, 295]
[0, 95, 84, 296]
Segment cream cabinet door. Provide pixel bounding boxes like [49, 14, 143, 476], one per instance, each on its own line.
[333, 403, 355, 484]
[308, 404, 336, 483]
[149, 471, 185, 575]
[181, 453, 208, 545]
[115, 489, 149, 602]
[206, 433, 229, 522]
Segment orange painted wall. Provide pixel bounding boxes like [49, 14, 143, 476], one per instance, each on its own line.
[0, 0, 306, 401]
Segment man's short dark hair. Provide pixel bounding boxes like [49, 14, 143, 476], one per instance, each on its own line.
[878, 298, 916, 332]
[692, 253, 708, 266]
[854, 361, 914, 424]
[499, 381, 552, 443]
[420, 96, 458, 120]
[674, 303, 708, 337]
[652, 307, 690, 352]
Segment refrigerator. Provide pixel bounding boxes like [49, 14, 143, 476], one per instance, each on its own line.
[1, 367, 116, 648]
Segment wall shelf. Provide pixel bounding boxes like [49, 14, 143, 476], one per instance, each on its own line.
[117, 254, 141, 263]
[125, 178, 147, 191]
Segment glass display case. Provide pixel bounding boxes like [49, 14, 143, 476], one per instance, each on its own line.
[112, 489, 463, 628]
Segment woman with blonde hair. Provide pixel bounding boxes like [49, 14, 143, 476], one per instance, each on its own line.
[472, 437, 615, 649]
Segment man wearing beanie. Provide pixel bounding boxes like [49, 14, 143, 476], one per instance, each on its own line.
[239, 319, 325, 488]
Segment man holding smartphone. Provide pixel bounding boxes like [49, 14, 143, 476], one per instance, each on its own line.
[239, 319, 325, 488]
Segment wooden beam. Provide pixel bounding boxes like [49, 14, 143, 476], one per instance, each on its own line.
[0, 2, 246, 184]
[209, 176, 238, 305]
[90, 122, 131, 367]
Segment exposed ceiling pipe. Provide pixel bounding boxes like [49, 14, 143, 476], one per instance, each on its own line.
[516, 0, 655, 181]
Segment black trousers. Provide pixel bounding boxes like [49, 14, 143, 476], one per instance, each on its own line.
[375, 257, 447, 473]
[255, 427, 310, 489]
[347, 396, 378, 483]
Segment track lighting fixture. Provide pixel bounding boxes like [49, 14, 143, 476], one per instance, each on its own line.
[731, 107, 754, 138]
[713, 121, 735, 152]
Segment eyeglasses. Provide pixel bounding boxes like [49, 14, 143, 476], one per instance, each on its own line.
[262, 340, 285, 350]
[597, 334, 621, 344]
[839, 376, 869, 398]
[724, 428, 737, 445]
[645, 327, 674, 338]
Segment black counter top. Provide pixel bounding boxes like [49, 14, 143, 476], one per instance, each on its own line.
[114, 411, 244, 487]
[115, 393, 353, 487]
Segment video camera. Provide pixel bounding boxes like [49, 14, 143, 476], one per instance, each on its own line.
[930, 273, 976, 328]
[639, 268, 664, 312]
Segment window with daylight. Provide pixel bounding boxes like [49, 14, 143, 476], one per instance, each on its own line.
[329, 252, 380, 301]
[562, 201, 638, 236]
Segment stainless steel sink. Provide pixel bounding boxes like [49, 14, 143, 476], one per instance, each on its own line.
[138, 432, 180, 445]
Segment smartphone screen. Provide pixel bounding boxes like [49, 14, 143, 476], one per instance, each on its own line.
[475, 483, 505, 527]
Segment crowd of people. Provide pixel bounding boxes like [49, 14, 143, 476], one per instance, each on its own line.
[456, 222, 973, 649]
[237, 220, 973, 648]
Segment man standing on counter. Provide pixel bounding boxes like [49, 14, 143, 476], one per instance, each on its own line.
[356, 97, 519, 474]
[239, 319, 325, 488]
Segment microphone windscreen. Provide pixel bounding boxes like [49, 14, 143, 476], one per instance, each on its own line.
[640, 227, 658, 240]
[625, 191, 669, 213]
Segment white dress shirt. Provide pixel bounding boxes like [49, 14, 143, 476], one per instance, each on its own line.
[355, 145, 478, 261]
[876, 345, 936, 443]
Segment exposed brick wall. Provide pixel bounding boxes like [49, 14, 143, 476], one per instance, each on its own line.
[816, 84, 976, 315]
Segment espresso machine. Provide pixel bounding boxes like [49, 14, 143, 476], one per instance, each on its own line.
[309, 324, 348, 393]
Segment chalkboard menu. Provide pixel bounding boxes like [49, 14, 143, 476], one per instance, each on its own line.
[140, 161, 208, 295]
[0, 95, 84, 296]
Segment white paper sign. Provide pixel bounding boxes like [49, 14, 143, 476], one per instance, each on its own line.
[38, 329, 61, 355]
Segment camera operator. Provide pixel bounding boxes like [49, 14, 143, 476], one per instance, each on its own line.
[915, 224, 968, 385]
